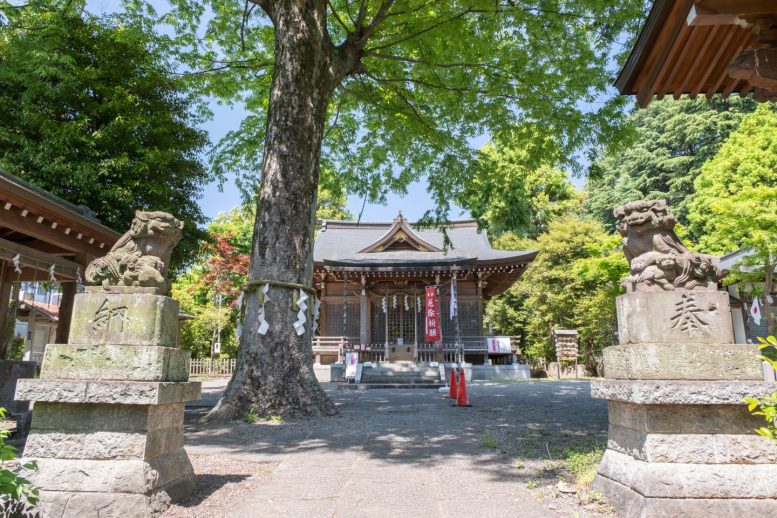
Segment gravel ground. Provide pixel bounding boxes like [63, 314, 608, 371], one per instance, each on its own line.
[164, 454, 277, 518]
[170, 379, 613, 518]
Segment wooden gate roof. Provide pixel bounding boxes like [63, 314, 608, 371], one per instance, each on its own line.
[0, 169, 120, 281]
[617, 0, 777, 106]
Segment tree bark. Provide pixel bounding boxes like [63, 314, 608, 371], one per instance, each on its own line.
[209, 1, 353, 419]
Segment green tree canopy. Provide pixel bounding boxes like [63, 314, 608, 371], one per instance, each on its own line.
[155, 0, 644, 220]
[586, 96, 757, 229]
[687, 105, 777, 335]
[459, 126, 579, 238]
[129, 0, 646, 418]
[487, 217, 627, 370]
[688, 104, 777, 255]
[0, 2, 211, 270]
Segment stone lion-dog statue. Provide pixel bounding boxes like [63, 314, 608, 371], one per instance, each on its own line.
[613, 200, 721, 293]
[85, 210, 184, 295]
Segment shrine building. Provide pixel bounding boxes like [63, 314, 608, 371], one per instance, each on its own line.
[311, 212, 536, 365]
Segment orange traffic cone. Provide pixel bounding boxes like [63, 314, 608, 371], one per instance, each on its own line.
[448, 367, 458, 399]
[456, 368, 471, 407]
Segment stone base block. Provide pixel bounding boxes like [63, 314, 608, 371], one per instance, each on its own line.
[603, 343, 761, 380]
[24, 402, 186, 459]
[605, 400, 777, 464]
[16, 379, 201, 405]
[597, 448, 777, 499]
[33, 463, 196, 518]
[22, 400, 197, 517]
[616, 291, 734, 344]
[594, 382, 777, 516]
[68, 292, 179, 347]
[41, 344, 190, 382]
[591, 379, 776, 405]
[593, 472, 777, 518]
[27, 448, 194, 494]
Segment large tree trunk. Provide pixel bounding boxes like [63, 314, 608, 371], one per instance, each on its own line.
[208, 1, 347, 419]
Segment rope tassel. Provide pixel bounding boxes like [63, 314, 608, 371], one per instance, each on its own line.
[293, 288, 309, 336]
[312, 295, 321, 335]
[257, 283, 270, 335]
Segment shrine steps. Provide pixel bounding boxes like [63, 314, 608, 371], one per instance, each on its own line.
[358, 362, 442, 387]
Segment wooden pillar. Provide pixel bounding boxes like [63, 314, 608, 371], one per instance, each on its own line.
[477, 274, 488, 365]
[359, 275, 368, 345]
[0, 261, 13, 359]
[55, 281, 75, 344]
[318, 279, 327, 336]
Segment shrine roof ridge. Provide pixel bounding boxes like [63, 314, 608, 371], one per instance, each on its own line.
[314, 213, 536, 267]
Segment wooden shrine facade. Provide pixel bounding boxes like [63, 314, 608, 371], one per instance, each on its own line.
[0, 169, 120, 346]
[312, 213, 536, 364]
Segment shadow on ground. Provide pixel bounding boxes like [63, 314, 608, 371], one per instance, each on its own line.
[183, 380, 607, 485]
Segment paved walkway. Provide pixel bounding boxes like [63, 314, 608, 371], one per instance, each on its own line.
[183, 380, 606, 518]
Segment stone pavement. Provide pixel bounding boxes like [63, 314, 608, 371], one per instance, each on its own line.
[183, 381, 605, 518]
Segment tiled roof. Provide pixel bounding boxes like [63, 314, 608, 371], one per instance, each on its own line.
[314, 218, 536, 267]
[18, 300, 59, 322]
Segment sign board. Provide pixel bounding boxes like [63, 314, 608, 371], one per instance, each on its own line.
[553, 329, 579, 360]
[424, 286, 442, 343]
[486, 336, 512, 354]
[345, 352, 359, 378]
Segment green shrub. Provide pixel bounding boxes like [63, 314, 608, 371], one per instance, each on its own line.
[744, 336, 777, 441]
[564, 447, 604, 488]
[480, 434, 498, 449]
[0, 407, 38, 511]
[243, 409, 259, 424]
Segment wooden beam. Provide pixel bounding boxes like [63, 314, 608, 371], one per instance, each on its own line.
[691, 0, 777, 21]
[706, 29, 752, 97]
[688, 5, 744, 26]
[667, 26, 703, 99]
[691, 24, 737, 97]
[0, 174, 119, 246]
[656, 24, 695, 101]
[0, 206, 105, 257]
[636, 0, 695, 107]
[678, 25, 721, 95]
[722, 77, 742, 97]
[0, 236, 82, 281]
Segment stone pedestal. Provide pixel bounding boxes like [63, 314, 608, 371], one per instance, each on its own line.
[16, 291, 200, 518]
[0, 360, 36, 415]
[593, 291, 777, 517]
[616, 290, 734, 345]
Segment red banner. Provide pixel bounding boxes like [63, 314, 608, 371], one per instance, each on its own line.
[425, 286, 442, 343]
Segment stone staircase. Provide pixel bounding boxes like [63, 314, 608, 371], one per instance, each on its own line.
[358, 361, 442, 388]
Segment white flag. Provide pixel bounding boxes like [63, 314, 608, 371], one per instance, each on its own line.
[450, 275, 457, 320]
[751, 297, 762, 326]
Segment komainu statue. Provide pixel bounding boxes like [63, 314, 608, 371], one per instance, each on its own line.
[85, 210, 184, 294]
[613, 200, 721, 293]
